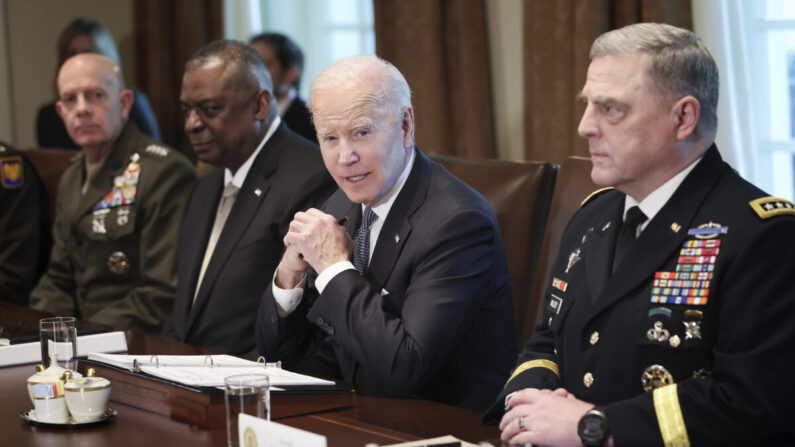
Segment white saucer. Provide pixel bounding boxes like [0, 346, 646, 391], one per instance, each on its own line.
[20, 408, 117, 427]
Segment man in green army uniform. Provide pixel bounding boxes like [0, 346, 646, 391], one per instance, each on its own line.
[30, 53, 196, 334]
[0, 142, 46, 306]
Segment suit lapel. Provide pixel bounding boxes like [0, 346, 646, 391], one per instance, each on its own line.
[188, 125, 285, 323]
[589, 146, 725, 318]
[582, 201, 623, 301]
[367, 149, 428, 288]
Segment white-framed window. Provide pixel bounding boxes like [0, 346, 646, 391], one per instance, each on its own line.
[224, 0, 375, 100]
[698, 0, 795, 201]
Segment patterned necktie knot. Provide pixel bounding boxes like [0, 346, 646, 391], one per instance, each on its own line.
[353, 207, 377, 274]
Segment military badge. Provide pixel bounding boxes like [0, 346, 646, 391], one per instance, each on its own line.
[0, 156, 23, 189]
[117, 207, 131, 226]
[669, 334, 681, 348]
[641, 364, 674, 392]
[687, 221, 728, 239]
[647, 320, 670, 342]
[550, 294, 563, 314]
[107, 251, 130, 275]
[749, 196, 795, 219]
[552, 277, 568, 292]
[565, 248, 581, 273]
[92, 208, 110, 234]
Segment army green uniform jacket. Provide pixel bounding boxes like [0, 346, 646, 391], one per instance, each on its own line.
[30, 123, 196, 334]
[0, 143, 45, 306]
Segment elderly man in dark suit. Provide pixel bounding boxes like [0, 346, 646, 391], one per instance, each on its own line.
[162, 40, 334, 357]
[255, 55, 516, 411]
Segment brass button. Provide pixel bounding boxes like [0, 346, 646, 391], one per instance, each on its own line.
[669, 335, 681, 348]
[589, 331, 599, 346]
[583, 372, 594, 388]
[553, 348, 558, 355]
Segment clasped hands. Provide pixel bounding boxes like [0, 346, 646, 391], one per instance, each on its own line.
[276, 208, 353, 289]
[500, 388, 593, 447]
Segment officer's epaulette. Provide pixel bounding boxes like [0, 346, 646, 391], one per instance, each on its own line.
[142, 144, 170, 159]
[749, 196, 795, 219]
[580, 187, 614, 208]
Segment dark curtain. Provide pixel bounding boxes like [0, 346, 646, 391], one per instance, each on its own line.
[134, 0, 222, 161]
[524, 0, 692, 163]
[373, 0, 497, 159]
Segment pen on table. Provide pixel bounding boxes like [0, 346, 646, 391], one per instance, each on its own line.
[298, 216, 348, 260]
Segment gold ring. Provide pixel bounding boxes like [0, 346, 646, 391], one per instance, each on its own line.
[518, 415, 525, 430]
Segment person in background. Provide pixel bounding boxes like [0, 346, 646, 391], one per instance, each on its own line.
[30, 53, 196, 334]
[250, 32, 316, 143]
[36, 18, 160, 149]
[486, 23, 795, 447]
[0, 142, 46, 306]
[162, 40, 334, 357]
[255, 55, 516, 411]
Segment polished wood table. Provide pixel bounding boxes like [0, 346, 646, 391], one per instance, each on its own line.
[1, 302, 500, 446]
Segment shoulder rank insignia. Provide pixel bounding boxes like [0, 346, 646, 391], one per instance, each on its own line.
[0, 155, 23, 189]
[749, 197, 795, 219]
[145, 144, 169, 158]
[580, 187, 614, 207]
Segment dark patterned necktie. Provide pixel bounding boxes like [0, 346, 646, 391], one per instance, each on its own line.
[353, 207, 377, 274]
[612, 205, 647, 274]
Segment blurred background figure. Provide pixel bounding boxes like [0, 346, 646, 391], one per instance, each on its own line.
[250, 32, 316, 143]
[35, 18, 161, 149]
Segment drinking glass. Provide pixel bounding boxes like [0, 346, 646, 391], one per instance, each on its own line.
[224, 374, 270, 447]
[39, 316, 77, 370]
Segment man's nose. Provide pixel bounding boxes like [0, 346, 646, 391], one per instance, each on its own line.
[184, 109, 204, 132]
[75, 94, 92, 116]
[577, 103, 598, 139]
[337, 141, 358, 165]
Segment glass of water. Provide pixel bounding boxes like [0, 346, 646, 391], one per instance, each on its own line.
[39, 316, 77, 370]
[224, 374, 270, 447]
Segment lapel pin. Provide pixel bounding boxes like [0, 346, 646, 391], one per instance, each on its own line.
[254, 188, 262, 197]
[394, 234, 400, 243]
[602, 221, 611, 231]
[670, 222, 681, 233]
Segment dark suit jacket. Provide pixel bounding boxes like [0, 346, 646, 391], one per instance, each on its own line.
[256, 149, 517, 411]
[484, 146, 795, 446]
[163, 124, 334, 357]
[282, 96, 316, 143]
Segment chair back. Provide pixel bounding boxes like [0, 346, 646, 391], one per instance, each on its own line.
[429, 153, 556, 350]
[21, 148, 79, 222]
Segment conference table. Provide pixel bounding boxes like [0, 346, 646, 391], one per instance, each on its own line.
[1, 302, 501, 446]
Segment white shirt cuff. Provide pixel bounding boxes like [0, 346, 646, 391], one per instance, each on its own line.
[271, 268, 306, 317]
[315, 261, 356, 293]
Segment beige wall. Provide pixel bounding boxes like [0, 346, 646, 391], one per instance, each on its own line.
[1, 0, 133, 147]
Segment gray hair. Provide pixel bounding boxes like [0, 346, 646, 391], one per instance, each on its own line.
[185, 39, 278, 121]
[591, 23, 719, 138]
[309, 54, 412, 123]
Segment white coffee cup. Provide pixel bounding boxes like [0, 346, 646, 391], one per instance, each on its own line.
[64, 369, 111, 423]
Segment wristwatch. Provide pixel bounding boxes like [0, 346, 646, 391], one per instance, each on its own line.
[578, 406, 609, 447]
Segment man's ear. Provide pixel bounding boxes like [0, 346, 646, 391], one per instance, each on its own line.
[119, 89, 135, 121]
[401, 106, 415, 149]
[673, 96, 699, 141]
[254, 89, 272, 120]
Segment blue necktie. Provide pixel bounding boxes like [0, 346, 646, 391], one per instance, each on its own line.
[353, 207, 377, 274]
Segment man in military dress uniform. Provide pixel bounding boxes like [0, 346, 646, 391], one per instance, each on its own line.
[486, 23, 795, 446]
[30, 53, 196, 334]
[0, 142, 45, 306]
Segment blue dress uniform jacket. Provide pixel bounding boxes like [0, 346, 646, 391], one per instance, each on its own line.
[30, 123, 196, 334]
[162, 123, 334, 357]
[256, 149, 517, 411]
[484, 146, 795, 446]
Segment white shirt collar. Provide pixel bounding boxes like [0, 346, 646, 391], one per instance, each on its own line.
[223, 116, 282, 187]
[277, 88, 297, 117]
[624, 155, 703, 231]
